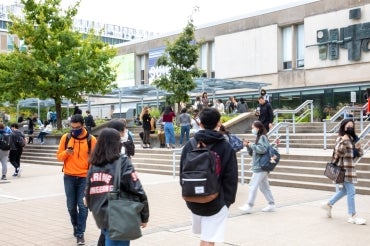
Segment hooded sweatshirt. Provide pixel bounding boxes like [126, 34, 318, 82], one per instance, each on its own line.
[56, 128, 97, 177]
[180, 129, 238, 216]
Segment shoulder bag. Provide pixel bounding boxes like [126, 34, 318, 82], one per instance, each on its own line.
[324, 152, 345, 184]
[108, 157, 144, 241]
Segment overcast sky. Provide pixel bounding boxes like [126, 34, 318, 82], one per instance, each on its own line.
[2, 0, 314, 33]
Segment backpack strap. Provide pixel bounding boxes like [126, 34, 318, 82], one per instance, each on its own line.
[64, 132, 92, 154]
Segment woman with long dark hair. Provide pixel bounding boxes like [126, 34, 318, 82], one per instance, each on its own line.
[85, 128, 149, 245]
[239, 120, 276, 214]
[321, 119, 366, 225]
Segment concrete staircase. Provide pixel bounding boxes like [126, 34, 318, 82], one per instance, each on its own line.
[20, 123, 370, 195]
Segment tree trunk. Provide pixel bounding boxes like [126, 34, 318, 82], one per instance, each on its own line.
[54, 97, 63, 130]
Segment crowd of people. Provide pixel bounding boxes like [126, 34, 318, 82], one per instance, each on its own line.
[1, 88, 367, 246]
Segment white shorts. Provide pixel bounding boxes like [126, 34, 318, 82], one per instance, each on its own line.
[192, 205, 228, 243]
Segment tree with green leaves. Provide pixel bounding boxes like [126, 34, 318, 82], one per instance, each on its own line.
[152, 20, 203, 112]
[0, 0, 117, 129]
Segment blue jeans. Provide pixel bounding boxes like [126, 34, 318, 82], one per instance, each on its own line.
[179, 125, 190, 145]
[329, 181, 356, 215]
[164, 123, 175, 145]
[63, 174, 88, 237]
[102, 229, 130, 246]
[37, 132, 48, 142]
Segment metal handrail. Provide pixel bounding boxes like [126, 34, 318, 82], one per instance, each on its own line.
[239, 122, 291, 185]
[173, 123, 291, 183]
[323, 104, 366, 149]
[274, 100, 313, 134]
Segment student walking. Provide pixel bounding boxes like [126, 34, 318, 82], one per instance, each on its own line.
[180, 108, 238, 246]
[0, 123, 10, 180]
[56, 114, 97, 245]
[255, 96, 273, 132]
[239, 120, 276, 214]
[9, 123, 25, 177]
[321, 119, 366, 225]
[85, 128, 149, 246]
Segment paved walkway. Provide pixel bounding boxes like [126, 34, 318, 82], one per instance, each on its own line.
[1, 152, 370, 245]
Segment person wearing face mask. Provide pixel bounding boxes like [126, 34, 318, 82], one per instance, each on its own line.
[321, 119, 366, 225]
[56, 114, 97, 245]
[239, 120, 276, 214]
[260, 89, 270, 102]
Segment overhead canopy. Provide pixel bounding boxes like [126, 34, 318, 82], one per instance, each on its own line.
[17, 98, 71, 108]
[108, 78, 270, 97]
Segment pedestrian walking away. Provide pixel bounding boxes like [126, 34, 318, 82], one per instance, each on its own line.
[9, 123, 25, 177]
[239, 120, 276, 214]
[180, 108, 238, 246]
[56, 114, 97, 245]
[0, 123, 11, 180]
[321, 119, 366, 225]
[85, 128, 149, 246]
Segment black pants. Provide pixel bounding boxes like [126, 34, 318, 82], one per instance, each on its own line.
[9, 148, 23, 171]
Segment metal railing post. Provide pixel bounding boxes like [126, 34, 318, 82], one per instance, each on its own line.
[285, 125, 289, 154]
[323, 120, 327, 150]
[172, 150, 182, 178]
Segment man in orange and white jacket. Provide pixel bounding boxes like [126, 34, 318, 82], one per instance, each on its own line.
[57, 114, 97, 245]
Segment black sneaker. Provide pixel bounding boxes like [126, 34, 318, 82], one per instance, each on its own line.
[73, 226, 77, 237]
[76, 235, 85, 245]
[1, 175, 6, 180]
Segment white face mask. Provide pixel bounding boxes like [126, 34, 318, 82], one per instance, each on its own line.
[251, 129, 258, 135]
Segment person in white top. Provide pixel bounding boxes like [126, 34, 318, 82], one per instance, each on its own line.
[190, 109, 201, 134]
[214, 99, 225, 114]
[37, 121, 53, 144]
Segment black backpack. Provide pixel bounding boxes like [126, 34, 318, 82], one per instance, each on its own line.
[180, 138, 221, 203]
[0, 133, 11, 150]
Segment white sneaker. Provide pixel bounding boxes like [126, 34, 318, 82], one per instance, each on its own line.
[239, 204, 253, 214]
[261, 204, 276, 212]
[321, 202, 332, 218]
[348, 216, 366, 225]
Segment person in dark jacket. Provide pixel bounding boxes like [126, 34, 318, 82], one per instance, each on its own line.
[9, 123, 25, 177]
[180, 108, 238, 246]
[256, 96, 274, 132]
[85, 128, 149, 246]
[140, 107, 152, 148]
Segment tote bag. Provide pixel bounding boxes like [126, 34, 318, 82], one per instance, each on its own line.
[108, 158, 144, 241]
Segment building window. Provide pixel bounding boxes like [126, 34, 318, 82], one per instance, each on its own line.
[7, 35, 14, 51]
[282, 27, 292, 69]
[140, 55, 146, 85]
[296, 24, 305, 68]
[282, 24, 305, 70]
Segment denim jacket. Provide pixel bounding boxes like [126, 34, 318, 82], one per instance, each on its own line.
[247, 135, 270, 173]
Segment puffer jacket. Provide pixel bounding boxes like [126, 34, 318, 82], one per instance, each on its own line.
[85, 155, 149, 229]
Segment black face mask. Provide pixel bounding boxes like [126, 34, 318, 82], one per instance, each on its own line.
[345, 127, 355, 137]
